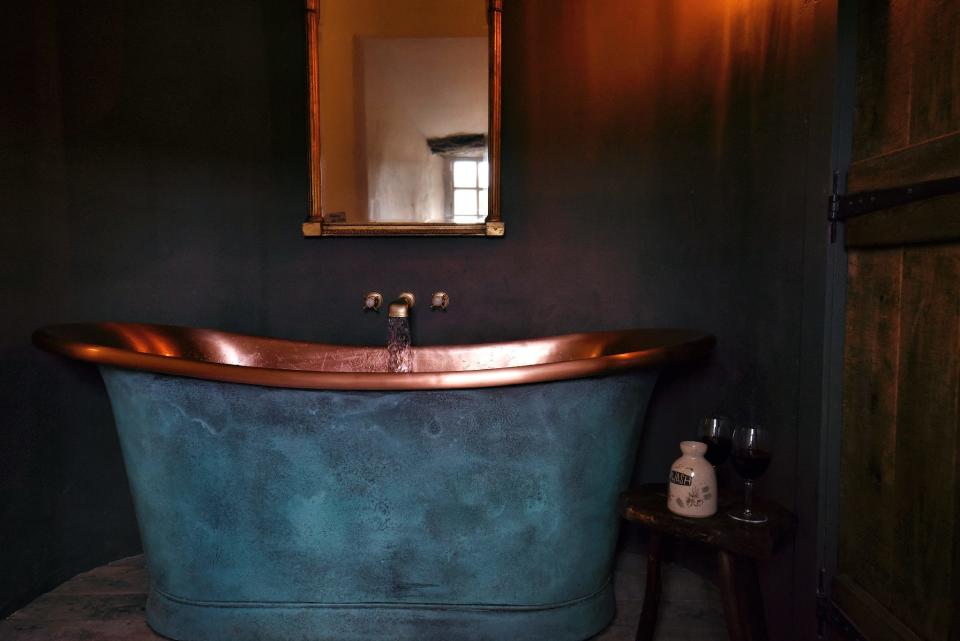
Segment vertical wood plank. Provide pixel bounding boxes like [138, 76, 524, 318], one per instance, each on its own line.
[839, 248, 903, 609]
[909, 0, 960, 144]
[955, 380, 960, 641]
[889, 244, 960, 641]
[851, 0, 913, 162]
[955, 355, 960, 641]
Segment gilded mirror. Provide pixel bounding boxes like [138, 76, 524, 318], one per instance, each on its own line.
[303, 0, 503, 237]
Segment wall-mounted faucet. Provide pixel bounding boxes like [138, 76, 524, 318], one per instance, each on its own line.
[365, 291, 444, 315]
[388, 292, 415, 318]
[362, 292, 383, 312]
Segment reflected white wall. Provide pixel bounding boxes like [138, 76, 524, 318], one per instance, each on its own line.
[361, 37, 487, 222]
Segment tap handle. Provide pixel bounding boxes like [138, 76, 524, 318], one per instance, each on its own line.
[362, 292, 383, 312]
[430, 291, 450, 312]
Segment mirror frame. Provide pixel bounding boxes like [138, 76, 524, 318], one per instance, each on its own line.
[302, 0, 503, 238]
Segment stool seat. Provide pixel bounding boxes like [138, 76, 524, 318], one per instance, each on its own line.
[619, 484, 796, 641]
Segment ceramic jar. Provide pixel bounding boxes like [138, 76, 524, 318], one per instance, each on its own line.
[668, 441, 717, 517]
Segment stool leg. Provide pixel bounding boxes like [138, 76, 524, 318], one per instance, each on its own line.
[717, 550, 749, 641]
[741, 558, 768, 641]
[635, 532, 662, 641]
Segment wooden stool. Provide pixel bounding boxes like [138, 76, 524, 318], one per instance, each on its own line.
[619, 484, 796, 641]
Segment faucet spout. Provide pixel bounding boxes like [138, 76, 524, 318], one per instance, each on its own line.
[387, 292, 415, 318]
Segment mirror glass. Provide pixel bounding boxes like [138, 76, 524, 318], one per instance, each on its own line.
[305, 0, 501, 236]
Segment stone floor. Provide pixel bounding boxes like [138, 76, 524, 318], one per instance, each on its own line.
[0, 550, 726, 640]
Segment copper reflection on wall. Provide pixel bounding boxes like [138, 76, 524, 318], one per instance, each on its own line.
[34, 323, 714, 391]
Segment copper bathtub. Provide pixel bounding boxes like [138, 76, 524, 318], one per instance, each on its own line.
[34, 323, 714, 641]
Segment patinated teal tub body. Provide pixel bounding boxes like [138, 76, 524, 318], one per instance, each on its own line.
[34, 323, 713, 641]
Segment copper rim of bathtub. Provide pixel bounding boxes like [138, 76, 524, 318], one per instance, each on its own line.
[33, 323, 715, 391]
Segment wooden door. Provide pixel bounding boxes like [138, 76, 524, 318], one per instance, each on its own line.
[834, 2, 960, 641]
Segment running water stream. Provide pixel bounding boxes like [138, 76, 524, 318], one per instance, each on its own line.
[387, 316, 412, 373]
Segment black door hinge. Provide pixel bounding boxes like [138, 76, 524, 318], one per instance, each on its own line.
[829, 171, 960, 243]
[829, 172, 842, 243]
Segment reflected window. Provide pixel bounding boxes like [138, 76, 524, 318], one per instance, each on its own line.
[450, 159, 489, 223]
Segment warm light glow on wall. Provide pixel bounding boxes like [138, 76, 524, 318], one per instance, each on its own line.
[552, 0, 803, 156]
[666, 0, 794, 143]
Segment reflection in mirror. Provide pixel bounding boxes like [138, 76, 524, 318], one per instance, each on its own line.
[304, 0, 503, 237]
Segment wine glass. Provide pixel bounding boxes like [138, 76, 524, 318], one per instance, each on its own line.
[698, 416, 733, 468]
[729, 425, 772, 524]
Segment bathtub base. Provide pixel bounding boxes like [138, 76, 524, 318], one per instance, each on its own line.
[146, 581, 615, 641]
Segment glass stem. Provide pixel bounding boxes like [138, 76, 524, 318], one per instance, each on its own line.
[743, 479, 754, 516]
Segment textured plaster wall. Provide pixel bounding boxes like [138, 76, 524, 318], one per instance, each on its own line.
[0, 1, 834, 637]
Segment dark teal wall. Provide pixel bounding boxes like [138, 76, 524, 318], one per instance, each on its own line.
[1, 1, 835, 637]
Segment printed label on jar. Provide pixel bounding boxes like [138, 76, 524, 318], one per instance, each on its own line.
[669, 470, 692, 486]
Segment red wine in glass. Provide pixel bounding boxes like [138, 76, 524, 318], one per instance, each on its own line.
[732, 447, 772, 479]
[699, 417, 733, 467]
[729, 425, 772, 524]
[702, 436, 733, 467]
